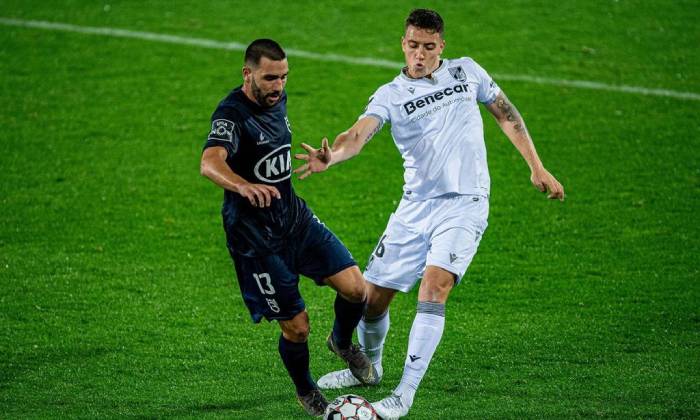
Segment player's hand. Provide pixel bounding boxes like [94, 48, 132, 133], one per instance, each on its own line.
[236, 182, 281, 207]
[531, 167, 565, 201]
[294, 137, 332, 179]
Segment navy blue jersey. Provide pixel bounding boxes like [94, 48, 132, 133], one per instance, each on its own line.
[203, 87, 312, 257]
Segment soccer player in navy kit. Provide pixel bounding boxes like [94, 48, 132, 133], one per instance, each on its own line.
[200, 39, 378, 416]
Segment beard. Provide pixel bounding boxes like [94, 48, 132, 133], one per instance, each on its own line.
[251, 78, 281, 108]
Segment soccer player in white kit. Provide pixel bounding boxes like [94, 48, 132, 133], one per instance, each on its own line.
[295, 8, 565, 419]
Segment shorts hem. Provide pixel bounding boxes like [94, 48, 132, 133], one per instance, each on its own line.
[425, 261, 465, 284]
[250, 304, 306, 324]
[364, 273, 413, 293]
[311, 261, 358, 285]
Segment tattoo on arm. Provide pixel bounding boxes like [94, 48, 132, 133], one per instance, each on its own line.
[363, 122, 383, 143]
[496, 96, 524, 132]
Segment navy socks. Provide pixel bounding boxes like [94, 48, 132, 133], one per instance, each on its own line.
[331, 294, 366, 349]
[278, 294, 365, 395]
[278, 334, 316, 396]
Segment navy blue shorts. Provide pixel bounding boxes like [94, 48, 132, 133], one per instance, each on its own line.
[229, 217, 356, 323]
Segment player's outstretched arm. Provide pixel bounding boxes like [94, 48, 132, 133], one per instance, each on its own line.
[294, 116, 382, 179]
[200, 146, 281, 207]
[485, 91, 565, 201]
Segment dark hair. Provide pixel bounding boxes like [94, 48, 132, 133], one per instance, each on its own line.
[244, 39, 286, 67]
[405, 9, 444, 36]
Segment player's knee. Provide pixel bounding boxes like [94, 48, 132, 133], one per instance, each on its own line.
[431, 280, 453, 295]
[283, 323, 310, 342]
[329, 267, 367, 303]
[293, 326, 310, 342]
[426, 283, 452, 303]
[420, 273, 455, 303]
[342, 280, 366, 303]
[280, 311, 311, 342]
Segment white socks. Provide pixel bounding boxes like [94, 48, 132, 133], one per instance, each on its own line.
[358, 310, 389, 377]
[393, 301, 445, 407]
[359, 301, 446, 408]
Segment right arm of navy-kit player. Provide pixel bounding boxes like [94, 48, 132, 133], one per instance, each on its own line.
[293, 116, 382, 179]
[200, 146, 281, 208]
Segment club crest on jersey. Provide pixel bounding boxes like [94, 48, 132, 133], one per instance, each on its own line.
[254, 145, 292, 183]
[208, 119, 235, 142]
[448, 66, 467, 82]
[266, 298, 280, 313]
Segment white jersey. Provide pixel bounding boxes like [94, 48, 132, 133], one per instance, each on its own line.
[361, 57, 500, 201]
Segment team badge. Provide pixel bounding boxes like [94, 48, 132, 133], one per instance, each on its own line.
[266, 298, 281, 313]
[448, 66, 467, 82]
[208, 119, 235, 142]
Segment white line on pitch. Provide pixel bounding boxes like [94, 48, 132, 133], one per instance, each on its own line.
[1, 17, 698, 101]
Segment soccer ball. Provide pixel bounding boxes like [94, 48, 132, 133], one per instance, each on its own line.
[324, 394, 378, 420]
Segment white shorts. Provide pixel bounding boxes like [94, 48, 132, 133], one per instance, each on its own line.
[364, 194, 488, 293]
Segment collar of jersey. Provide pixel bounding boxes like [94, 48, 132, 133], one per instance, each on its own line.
[399, 59, 447, 84]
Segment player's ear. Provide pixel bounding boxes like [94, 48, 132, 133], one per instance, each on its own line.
[242, 66, 252, 83]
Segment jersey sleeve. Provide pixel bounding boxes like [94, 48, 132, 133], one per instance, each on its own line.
[469, 59, 501, 104]
[203, 107, 240, 156]
[359, 86, 391, 125]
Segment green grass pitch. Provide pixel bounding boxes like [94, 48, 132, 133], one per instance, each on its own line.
[1, 1, 698, 418]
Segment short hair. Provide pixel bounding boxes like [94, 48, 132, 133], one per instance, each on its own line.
[244, 39, 286, 67]
[405, 9, 444, 36]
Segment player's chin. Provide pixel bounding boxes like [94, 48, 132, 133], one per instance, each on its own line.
[412, 65, 426, 76]
[266, 93, 281, 105]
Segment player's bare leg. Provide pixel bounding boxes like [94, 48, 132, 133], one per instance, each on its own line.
[279, 310, 310, 343]
[278, 311, 329, 416]
[319, 283, 397, 389]
[324, 267, 379, 385]
[325, 265, 367, 303]
[374, 265, 453, 419]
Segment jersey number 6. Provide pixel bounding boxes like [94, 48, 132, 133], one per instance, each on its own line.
[374, 235, 387, 258]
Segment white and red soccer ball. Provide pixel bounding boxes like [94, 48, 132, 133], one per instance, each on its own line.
[324, 394, 377, 420]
